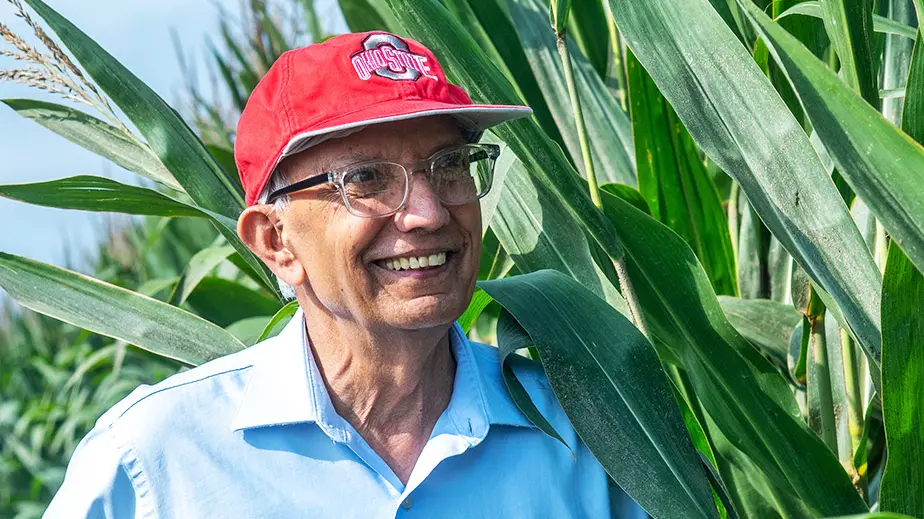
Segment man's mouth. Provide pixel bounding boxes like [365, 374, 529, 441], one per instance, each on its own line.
[376, 251, 449, 272]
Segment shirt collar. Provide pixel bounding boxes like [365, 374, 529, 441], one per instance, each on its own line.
[231, 309, 535, 433]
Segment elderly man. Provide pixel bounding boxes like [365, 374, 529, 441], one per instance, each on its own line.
[45, 32, 644, 518]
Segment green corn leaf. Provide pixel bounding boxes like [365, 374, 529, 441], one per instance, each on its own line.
[777, 2, 917, 41]
[440, 0, 517, 87]
[0, 252, 244, 366]
[0, 175, 279, 297]
[507, 0, 636, 186]
[823, 514, 918, 519]
[493, 310, 569, 450]
[879, 0, 917, 128]
[626, 49, 737, 296]
[458, 288, 494, 334]
[607, 0, 882, 380]
[567, 0, 609, 80]
[488, 153, 630, 320]
[481, 270, 719, 519]
[20, 0, 280, 301]
[878, 26, 924, 517]
[256, 300, 300, 343]
[548, 0, 572, 34]
[463, 0, 566, 147]
[337, 0, 401, 32]
[879, 243, 924, 517]
[769, 0, 832, 128]
[817, 0, 878, 106]
[226, 316, 276, 346]
[206, 145, 238, 180]
[600, 183, 651, 216]
[185, 277, 282, 328]
[718, 296, 800, 369]
[21, 0, 244, 214]
[1, 99, 180, 191]
[598, 191, 867, 515]
[0, 176, 203, 218]
[168, 245, 237, 306]
[742, 0, 924, 343]
[734, 194, 769, 300]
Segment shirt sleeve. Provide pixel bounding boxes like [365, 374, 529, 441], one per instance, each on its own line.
[43, 424, 140, 519]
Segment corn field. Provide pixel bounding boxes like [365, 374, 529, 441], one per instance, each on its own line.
[1, 0, 923, 517]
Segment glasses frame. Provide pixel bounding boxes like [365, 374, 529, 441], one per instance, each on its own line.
[265, 143, 501, 218]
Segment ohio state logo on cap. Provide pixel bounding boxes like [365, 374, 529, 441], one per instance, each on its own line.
[350, 33, 438, 82]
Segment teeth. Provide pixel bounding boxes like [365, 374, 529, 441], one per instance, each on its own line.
[380, 252, 447, 271]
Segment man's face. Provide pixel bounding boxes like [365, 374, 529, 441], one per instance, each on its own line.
[273, 116, 482, 332]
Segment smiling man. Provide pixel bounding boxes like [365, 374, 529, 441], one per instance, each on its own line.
[44, 32, 645, 518]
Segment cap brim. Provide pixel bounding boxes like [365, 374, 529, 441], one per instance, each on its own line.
[280, 100, 533, 157]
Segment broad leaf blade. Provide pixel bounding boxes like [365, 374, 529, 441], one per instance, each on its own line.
[599, 191, 867, 516]
[817, 0, 878, 106]
[718, 296, 799, 367]
[489, 153, 630, 319]
[607, 0, 882, 377]
[1, 99, 180, 191]
[880, 243, 924, 517]
[21, 0, 244, 215]
[20, 0, 281, 300]
[0, 176, 203, 218]
[462, 0, 566, 147]
[481, 270, 718, 519]
[168, 245, 236, 306]
[878, 29, 924, 514]
[777, 2, 917, 41]
[742, 0, 924, 341]
[0, 252, 244, 365]
[185, 277, 281, 328]
[507, 0, 636, 186]
[256, 300, 300, 343]
[458, 288, 493, 333]
[626, 49, 737, 296]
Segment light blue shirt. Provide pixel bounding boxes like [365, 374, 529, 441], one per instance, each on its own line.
[44, 310, 645, 518]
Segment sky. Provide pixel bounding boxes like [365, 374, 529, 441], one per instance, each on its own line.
[0, 0, 347, 272]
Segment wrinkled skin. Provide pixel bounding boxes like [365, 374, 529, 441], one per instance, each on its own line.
[238, 115, 482, 335]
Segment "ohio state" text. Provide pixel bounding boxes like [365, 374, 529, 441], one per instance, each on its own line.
[351, 45, 437, 81]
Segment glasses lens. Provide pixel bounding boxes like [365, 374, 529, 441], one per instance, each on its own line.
[431, 146, 495, 205]
[341, 163, 407, 217]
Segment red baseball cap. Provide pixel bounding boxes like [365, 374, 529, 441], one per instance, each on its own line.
[234, 31, 533, 206]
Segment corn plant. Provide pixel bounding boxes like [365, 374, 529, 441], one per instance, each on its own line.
[0, 0, 923, 517]
[0, 1, 318, 514]
[0, 217, 219, 518]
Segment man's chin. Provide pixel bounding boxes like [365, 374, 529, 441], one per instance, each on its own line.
[378, 295, 468, 330]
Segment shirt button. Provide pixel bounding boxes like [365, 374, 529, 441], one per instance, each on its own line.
[401, 496, 413, 510]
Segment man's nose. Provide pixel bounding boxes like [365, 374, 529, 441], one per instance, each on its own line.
[392, 172, 450, 232]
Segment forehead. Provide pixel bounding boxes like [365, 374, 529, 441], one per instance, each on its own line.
[282, 116, 466, 176]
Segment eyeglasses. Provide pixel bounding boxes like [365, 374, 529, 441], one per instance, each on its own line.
[266, 143, 500, 218]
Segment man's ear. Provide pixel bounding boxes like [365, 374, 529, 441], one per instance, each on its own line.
[237, 205, 307, 288]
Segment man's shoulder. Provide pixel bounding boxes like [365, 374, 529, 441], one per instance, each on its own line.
[96, 337, 277, 431]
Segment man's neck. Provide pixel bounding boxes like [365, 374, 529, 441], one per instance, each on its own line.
[301, 309, 457, 485]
